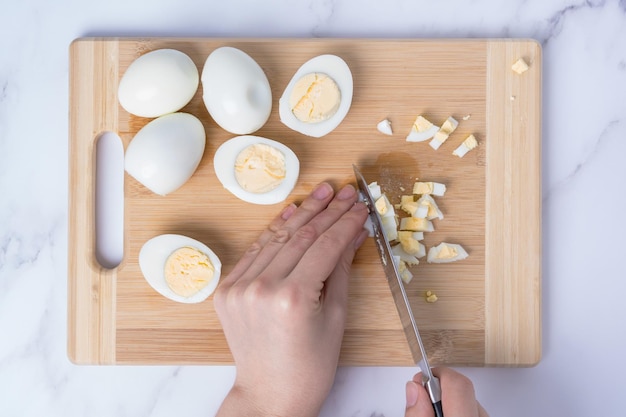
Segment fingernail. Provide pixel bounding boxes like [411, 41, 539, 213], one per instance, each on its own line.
[406, 381, 419, 409]
[281, 204, 297, 220]
[337, 184, 356, 200]
[312, 183, 333, 200]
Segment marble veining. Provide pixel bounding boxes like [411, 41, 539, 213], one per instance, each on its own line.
[2, 0, 626, 416]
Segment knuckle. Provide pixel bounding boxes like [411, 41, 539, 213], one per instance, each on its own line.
[294, 223, 318, 244]
[273, 285, 302, 314]
[270, 228, 291, 244]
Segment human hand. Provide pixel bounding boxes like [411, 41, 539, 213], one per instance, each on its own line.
[405, 367, 489, 417]
[214, 182, 369, 417]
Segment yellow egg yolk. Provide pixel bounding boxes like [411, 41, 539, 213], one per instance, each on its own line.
[289, 72, 341, 123]
[234, 143, 286, 193]
[164, 246, 215, 297]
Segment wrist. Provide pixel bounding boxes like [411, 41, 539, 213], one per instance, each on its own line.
[217, 382, 322, 417]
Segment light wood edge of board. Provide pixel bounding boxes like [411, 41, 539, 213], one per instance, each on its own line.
[67, 39, 119, 364]
[485, 40, 542, 366]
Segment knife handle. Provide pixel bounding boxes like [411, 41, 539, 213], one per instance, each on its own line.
[432, 400, 444, 417]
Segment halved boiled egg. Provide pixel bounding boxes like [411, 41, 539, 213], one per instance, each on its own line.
[279, 54, 353, 138]
[213, 135, 300, 205]
[139, 234, 222, 304]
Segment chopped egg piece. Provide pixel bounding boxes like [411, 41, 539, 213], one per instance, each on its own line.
[377, 119, 393, 135]
[368, 181, 382, 200]
[394, 256, 414, 284]
[462, 114, 471, 121]
[452, 134, 478, 158]
[413, 181, 446, 197]
[234, 143, 286, 193]
[375, 195, 392, 216]
[406, 115, 440, 142]
[398, 232, 426, 258]
[392, 244, 420, 266]
[164, 246, 215, 297]
[512, 58, 529, 74]
[289, 73, 341, 123]
[382, 215, 398, 241]
[398, 230, 424, 242]
[425, 290, 438, 303]
[429, 116, 459, 150]
[399, 195, 419, 216]
[400, 217, 434, 232]
[427, 242, 469, 263]
[417, 194, 444, 220]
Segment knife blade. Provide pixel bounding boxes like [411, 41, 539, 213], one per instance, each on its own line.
[353, 165, 443, 417]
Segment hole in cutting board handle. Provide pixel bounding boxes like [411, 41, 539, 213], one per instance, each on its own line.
[95, 131, 124, 269]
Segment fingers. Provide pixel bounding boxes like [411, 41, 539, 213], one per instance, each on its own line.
[321, 228, 369, 309]
[223, 182, 336, 286]
[259, 184, 364, 283]
[286, 202, 368, 297]
[405, 380, 435, 417]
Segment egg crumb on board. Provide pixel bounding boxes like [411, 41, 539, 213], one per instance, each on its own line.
[279, 54, 353, 137]
[289, 73, 341, 122]
[165, 247, 215, 297]
[406, 115, 439, 142]
[425, 290, 438, 303]
[139, 234, 222, 304]
[214, 135, 300, 205]
[377, 119, 393, 135]
[512, 57, 530, 74]
[234, 143, 286, 193]
[452, 134, 478, 158]
[427, 242, 469, 263]
[429, 116, 459, 150]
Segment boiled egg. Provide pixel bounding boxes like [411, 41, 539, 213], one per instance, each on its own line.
[213, 135, 299, 205]
[452, 134, 478, 158]
[139, 234, 222, 304]
[118, 49, 199, 118]
[201, 47, 272, 135]
[427, 242, 469, 263]
[124, 112, 205, 196]
[279, 54, 353, 138]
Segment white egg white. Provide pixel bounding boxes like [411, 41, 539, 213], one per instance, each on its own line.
[118, 49, 199, 118]
[201, 47, 272, 135]
[124, 112, 206, 196]
[213, 135, 299, 205]
[279, 54, 353, 138]
[139, 234, 222, 304]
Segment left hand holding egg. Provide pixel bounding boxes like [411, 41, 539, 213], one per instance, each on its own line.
[214, 183, 369, 417]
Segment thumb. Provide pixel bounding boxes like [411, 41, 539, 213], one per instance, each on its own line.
[405, 381, 435, 417]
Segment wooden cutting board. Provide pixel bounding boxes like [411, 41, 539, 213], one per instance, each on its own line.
[68, 38, 541, 366]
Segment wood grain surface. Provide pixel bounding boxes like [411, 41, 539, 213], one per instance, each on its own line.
[68, 38, 542, 366]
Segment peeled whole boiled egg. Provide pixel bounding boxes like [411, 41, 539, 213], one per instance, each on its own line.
[118, 49, 199, 118]
[201, 47, 272, 135]
[279, 54, 353, 138]
[125, 112, 205, 196]
[139, 234, 222, 304]
[213, 135, 299, 205]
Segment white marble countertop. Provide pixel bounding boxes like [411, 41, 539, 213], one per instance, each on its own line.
[2, 0, 626, 416]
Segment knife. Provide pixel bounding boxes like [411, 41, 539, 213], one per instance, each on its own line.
[353, 165, 444, 417]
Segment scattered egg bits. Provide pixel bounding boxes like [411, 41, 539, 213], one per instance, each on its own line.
[124, 112, 206, 196]
[213, 135, 300, 205]
[118, 49, 199, 118]
[201, 46, 272, 135]
[279, 54, 353, 138]
[377, 119, 393, 135]
[139, 234, 222, 304]
[427, 242, 469, 263]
